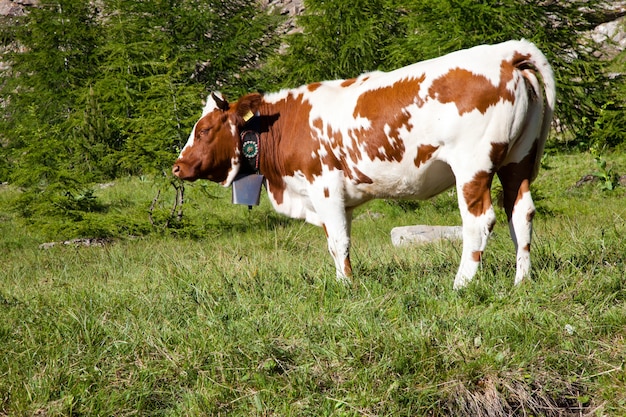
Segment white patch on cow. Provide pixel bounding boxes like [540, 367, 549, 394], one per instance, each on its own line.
[263, 88, 292, 104]
[222, 154, 241, 187]
[178, 122, 197, 157]
[308, 172, 352, 279]
[317, 145, 329, 160]
[268, 173, 320, 225]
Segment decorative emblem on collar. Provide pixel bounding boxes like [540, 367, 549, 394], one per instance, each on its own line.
[242, 138, 259, 158]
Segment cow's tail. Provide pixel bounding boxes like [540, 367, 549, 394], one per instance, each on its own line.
[515, 39, 556, 182]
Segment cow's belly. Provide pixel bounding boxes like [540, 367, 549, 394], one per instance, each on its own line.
[268, 159, 456, 225]
[267, 174, 323, 225]
[345, 159, 456, 205]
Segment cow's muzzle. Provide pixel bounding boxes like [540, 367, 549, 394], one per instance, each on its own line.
[172, 163, 181, 177]
[172, 161, 202, 181]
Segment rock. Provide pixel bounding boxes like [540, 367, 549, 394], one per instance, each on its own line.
[591, 16, 626, 59]
[39, 237, 114, 249]
[354, 210, 384, 221]
[391, 225, 463, 247]
[0, 0, 36, 17]
[261, 0, 304, 16]
[97, 182, 115, 189]
[575, 174, 598, 187]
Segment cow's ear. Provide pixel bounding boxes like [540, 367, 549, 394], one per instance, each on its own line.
[234, 93, 263, 124]
[211, 92, 230, 111]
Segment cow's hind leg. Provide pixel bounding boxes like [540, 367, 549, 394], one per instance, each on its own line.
[497, 157, 536, 285]
[454, 170, 497, 289]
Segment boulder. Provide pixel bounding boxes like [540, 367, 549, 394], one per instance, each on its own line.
[391, 225, 463, 247]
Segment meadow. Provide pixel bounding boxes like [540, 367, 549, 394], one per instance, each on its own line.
[1, 150, 625, 416]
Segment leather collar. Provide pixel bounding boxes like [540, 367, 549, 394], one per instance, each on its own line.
[239, 114, 261, 174]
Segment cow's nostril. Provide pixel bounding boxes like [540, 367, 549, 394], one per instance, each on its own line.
[172, 164, 180, 176]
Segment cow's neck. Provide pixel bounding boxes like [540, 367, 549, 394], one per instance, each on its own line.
[253, 97, 302, 204]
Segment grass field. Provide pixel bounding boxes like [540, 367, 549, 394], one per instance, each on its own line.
[1, 150, 625, 416]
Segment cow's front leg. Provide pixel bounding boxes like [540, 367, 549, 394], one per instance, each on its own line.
[454, 171, 497, 289]
[321, 209, 354, 284]
[309, 179, 354, 284]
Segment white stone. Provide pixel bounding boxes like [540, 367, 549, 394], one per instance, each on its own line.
[391, 225, 463, 247]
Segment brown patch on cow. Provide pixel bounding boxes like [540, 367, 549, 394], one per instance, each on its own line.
[490, 142, 509, 168]
[316, 123, 363, 181]
[258, 93, 323, 205]
[344, 256, 353, 278]
[322, 224, 329, 238]
[511, 52, 532, 69]
[341, 78, 357, 87]
[414, 144, 439, 168]
[463, 171, 493, 217]
[527, 207, 535, 223]
[516, 176, 531, 202]
[312, 117, 324, 132]
[324, 187, 330, 198]
[308, 82, 322, 92]
[472, 251, 483, 262]
[326, 124, 334, 141]
[350, 166, 373, 184]
[428, 59, 518, 115]
[318, 141, 341, 169]
[325, 125, 353, 160]
[386, 109, 413, 157]
[345, 134, 363, 166]
[318, 134, 372, 185]
[510, 52, 541, 103]
[352, 76, 426, 163]
[523, 243, 530, 252]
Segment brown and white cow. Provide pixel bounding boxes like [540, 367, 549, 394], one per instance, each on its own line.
[172, 40, 555, 289]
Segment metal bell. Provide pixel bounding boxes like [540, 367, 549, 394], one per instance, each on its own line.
[232, 173, 264, 207]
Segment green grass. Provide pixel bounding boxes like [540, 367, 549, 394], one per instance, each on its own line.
[1, 150, 625, 416]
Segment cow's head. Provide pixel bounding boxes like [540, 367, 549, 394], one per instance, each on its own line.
[172, 92, 263, 185]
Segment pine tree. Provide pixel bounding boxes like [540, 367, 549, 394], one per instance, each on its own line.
[270, 0, 405, 86]
[274, 0, 625, 148]
[0, 0, 102, 188]
[83, 0, 283, 175]
[388, 0, 625, 149]
[0, 0, 282, 184]
[0, 0, 283, 232]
